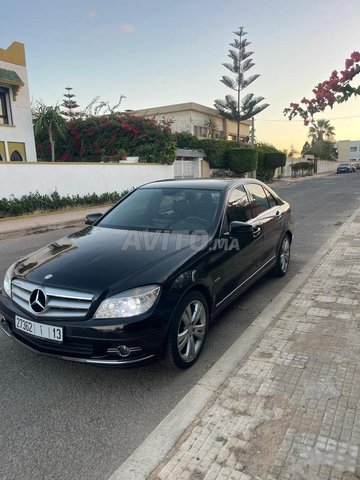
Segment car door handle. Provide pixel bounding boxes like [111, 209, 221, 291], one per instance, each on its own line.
[252, 226, 261, 238]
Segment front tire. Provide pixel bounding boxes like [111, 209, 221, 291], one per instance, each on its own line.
[165, 291, 209, 369]
[273, 234, 291, 277]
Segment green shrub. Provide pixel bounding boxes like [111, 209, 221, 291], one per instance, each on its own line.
[174, 132, 200, 150]
[36, 114, 176, 164]
[226, 148, 258, 174]
[291, 161, 314, 176]
[196, 139, 229, 168]
[256, 143, 284, 182]
[0, 190, 130, 218]
[264, 152, 286, 169]
[210, 169, 234, 178]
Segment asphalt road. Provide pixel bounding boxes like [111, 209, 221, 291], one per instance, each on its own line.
[0, 173, 359, 480]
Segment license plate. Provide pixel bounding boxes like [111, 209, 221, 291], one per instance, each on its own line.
[15, 315, 63, 342]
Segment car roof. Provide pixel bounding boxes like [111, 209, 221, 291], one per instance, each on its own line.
[139, 178, 267, 191]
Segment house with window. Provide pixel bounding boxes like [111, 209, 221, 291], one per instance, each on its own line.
[0, 41, 37, 161]
[336, 140, 360, 163]
[130, 102, 251, 141]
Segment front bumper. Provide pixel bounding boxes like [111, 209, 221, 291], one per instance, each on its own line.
[0, 293, 168, 367]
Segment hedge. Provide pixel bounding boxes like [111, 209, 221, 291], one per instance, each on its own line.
[174, 132, 201, 150]
[226, 148, 258, 174]
[36, 114, 177, 164]
[264, 152, 286, 169]
[291, 161, 314, 176]
[197, 139, 229, 169]
[256, 143, 283, 182]
[0, 190, 130, 218]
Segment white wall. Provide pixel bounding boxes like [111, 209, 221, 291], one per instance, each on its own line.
[0, 60, 37, 162]
[278, 158, 337, 177]
[316, 160, 338, 174]
[0, 163, 174, 199]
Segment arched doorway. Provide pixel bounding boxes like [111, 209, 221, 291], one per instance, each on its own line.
[10, 150, 23, 161]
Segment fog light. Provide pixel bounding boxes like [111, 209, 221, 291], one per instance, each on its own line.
[116, 345, 131, 357]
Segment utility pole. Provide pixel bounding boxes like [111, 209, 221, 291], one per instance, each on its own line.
[250, 116, 256, 178]
[251, 116, 255, 147]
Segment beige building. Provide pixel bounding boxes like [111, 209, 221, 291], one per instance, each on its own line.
[336, 140, 360, 162]
[131, 102, 251, 141]
[0, 41, 37, 162]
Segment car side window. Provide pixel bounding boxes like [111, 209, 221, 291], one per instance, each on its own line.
[264, 188, 278, 208]
[246, 184, 270, 217]
[225, 186, 252, 229]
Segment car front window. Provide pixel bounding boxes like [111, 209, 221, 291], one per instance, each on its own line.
[97, 187, 222, 233]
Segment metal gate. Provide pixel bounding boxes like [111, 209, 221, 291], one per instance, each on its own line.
[174, 159, 195, 179]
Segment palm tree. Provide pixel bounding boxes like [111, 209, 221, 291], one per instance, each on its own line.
[33, 103, 67, 162]
[282, 144, 300, 158]
[308, 119, 335, 143]
[204, 116, 219, 138]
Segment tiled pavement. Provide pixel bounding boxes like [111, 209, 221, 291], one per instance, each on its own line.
[149, 215, 360, 479]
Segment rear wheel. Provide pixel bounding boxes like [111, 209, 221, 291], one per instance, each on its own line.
[272, 234, 291, 277]
[165, 291, 209, 369]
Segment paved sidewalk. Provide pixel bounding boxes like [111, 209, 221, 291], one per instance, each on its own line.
[148, 213, 360, 479]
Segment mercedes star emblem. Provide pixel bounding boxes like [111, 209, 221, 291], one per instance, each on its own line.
[29, 289, 47, 314]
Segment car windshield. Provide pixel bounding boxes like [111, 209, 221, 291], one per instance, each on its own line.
[97, 187, 222, 233]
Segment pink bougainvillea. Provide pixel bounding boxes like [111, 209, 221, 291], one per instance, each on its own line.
[284, 52, 360, 125]
[61, 152, 72, 162]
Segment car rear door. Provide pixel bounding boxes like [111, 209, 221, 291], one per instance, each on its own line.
[213, 185, 263, 306]
[245, 183, 283, 268]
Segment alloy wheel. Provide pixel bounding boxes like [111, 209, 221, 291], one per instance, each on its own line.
[177, 300, 207, 363]
[280, 236, 290, 273]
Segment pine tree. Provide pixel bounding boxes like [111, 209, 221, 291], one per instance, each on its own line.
[214, 27, 269, 141]
[61, 86, 80, 119]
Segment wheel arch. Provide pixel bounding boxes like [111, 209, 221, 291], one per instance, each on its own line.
[184, 284, 213, 316]
[285, 230, 293, 243]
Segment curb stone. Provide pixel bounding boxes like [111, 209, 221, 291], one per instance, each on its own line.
[0, 205, 111, 240]
[0, 220, 83, 241]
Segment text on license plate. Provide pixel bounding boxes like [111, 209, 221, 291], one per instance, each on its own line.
[15, 316, 63, 342]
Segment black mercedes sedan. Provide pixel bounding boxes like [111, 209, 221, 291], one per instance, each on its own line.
[0, 179, 293, 369]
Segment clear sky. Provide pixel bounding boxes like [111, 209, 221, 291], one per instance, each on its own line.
[2, 0, 359, 152]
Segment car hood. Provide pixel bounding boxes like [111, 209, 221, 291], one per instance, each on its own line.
[13, 226, 206, 296]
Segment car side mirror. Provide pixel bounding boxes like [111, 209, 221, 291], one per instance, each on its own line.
[85, 213, 103, 225]
[228, 221, 253, 236]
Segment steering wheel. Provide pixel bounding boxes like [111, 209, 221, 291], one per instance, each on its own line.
[186, 216, 209, 229]
[170, 216, 209, 230]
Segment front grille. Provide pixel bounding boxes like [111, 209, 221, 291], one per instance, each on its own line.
[11, 278, 94, 319]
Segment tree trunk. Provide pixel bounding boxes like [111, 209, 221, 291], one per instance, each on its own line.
[49, 127, 55, 162]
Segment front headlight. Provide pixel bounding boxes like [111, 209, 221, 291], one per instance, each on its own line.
[3, 262, 17, 297]
[94, 285, 161, 319]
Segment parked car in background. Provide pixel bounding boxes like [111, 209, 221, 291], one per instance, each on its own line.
[337, 162, 352, 173]
[1, 179, 293, 369]
[356, 163, 360, 171]
[350, 164, 357, 172]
